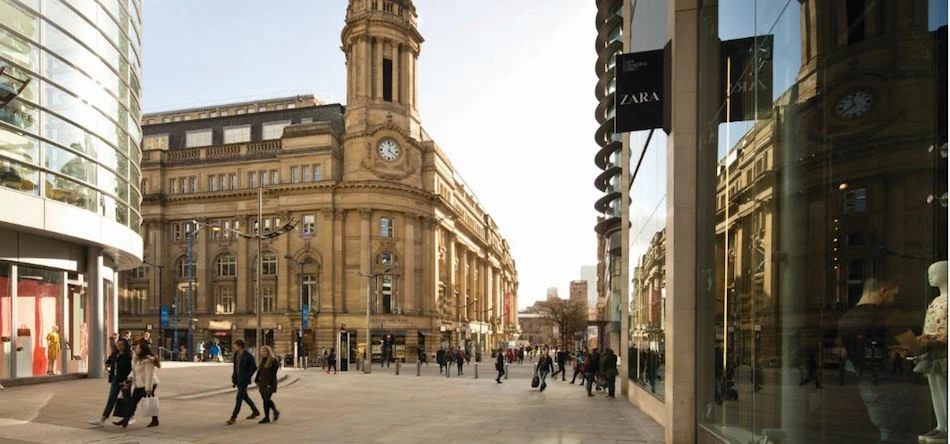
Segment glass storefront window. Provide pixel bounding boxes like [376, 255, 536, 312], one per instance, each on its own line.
[627, 130, 668, 400]
[44, 112, 95, 158]
[15, 266, 63, 378]
[0, 127, 39, 166]
[0, 0, 39, 41]
[0, 263, 10, 380]
[0, 98, 38, 137]
[0, 156, 39, 195]
[696, 1, 948, 443]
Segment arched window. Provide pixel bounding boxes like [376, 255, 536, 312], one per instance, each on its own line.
[175, 255, 196, 279]
[215, 253, 237, 277]
[377, 251, 396, 265]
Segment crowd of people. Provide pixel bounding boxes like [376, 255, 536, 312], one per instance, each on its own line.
[528, 345, 619, 398]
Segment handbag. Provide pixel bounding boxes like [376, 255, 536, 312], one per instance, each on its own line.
[112, 391, 131, 418]
[138, 394, 160, 417]
[531, 374, 540, 388]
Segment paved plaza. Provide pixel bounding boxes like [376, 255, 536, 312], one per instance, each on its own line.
[0, 361, 662, 444]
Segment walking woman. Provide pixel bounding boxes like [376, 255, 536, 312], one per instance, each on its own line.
[115, 341, 160, 428]
[89, 338, 132, 427]
[255, 346, 281, 423]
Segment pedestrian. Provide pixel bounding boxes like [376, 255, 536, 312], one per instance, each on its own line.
[141, 332, 152, 345]
[552, 348, 569, 381]
[226, 339, 260, 425]
[196, 341, 205, 362]
[115, 341, 160, 428]
[254, 345, 281, 424]
[601, 348, 618, 398]
[326, 347, 337, 374]
[586, 348, 600, 397]
[456, 347, 464, 376]
[436, 348, 445, 374]
[321, 348, 329, 369]
[571, 349, 586, 384]
[537, 351, 554, 392]
[495, 348, 506, 384]
[381, 338, 391, 368]
[518, 347, 525, 364]
[209, 342, 222, 363]
[89, 337, 132, 427]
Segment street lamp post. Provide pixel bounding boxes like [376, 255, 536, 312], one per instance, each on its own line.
[285, 254, 306, 369]
[142, 261, 164, 356]
[358, 265, 392, 374]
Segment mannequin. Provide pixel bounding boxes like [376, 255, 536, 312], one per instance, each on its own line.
[45, 325, 60, 376]
[916, 261, 948, 444]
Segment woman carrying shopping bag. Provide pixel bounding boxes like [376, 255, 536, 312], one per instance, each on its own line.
[115, 341, 160, 428]
[254, 346, 281, 424]
[89, 338, 133, 427]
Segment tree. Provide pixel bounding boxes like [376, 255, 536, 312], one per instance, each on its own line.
[535, 298, 588, 350]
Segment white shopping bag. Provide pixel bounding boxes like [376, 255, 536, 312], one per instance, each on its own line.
[138, 395, 159, 417]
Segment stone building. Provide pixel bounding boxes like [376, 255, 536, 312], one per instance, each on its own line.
[118, 0, 518, 362]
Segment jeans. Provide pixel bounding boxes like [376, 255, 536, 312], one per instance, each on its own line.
[858, 380, 914, 443]
[101, 380, 122, 418]
[585, 373, 596, 394]
[457, 361, 463, 375]
[539, 371, 549, 390]
[604, 375, 616, 396]
[571, 367, 583, 383]
[231, 385, 259, 420]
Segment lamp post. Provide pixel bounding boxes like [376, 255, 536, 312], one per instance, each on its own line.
[141, 261, 165, 355]
[455, 298, 478, 361]
[285, 254, 306, 369]
[215, 188, 298, 356]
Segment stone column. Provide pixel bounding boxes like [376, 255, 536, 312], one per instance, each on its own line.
[466, 254, 476, 321]
[334, 210, 347, 313]
[87, 247, 104, 378]
[420, 216, 434, 314]
[403, 214, 416, 312]
[197, 225, 209, 314]
[480, 260, 488, 323]
[458, 248, 468, 321]
[446, 232, 457, 320]
[375, 38, 384, 100]
[362, 37, 372, 101]
[236, 216, 249, 313]
[393, 43, 401, 103]
[319, 209, 334, 313]
[401, 47, 411, 108]
[359, 208, 372, 314]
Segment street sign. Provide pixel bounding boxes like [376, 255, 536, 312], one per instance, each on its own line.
[160, 305, 169, 328]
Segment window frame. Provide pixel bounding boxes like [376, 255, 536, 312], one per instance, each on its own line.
[215, 253, 237, 278]
[223, 124, 251, 144]
[185, 128, 213, 148]
[262, 120, 291, 140]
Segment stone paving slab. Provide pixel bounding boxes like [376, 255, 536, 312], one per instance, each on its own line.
[0, 361, 663, 443]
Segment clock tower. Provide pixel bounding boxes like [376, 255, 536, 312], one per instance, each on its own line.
[341, 0, 424, 185]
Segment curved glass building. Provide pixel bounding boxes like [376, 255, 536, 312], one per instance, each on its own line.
[0, 0, 143, 383]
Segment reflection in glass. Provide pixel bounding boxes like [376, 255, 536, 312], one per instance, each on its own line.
[45, 142, 96, 184]
[0, 157, 38, 195]
[696, 1, 948, 443]
[45, 171, 95, 211]
[0, 128, 38, 165]
[0, 263, 9, 379]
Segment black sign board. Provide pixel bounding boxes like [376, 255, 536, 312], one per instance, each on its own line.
[720, 35, 774, 122]
[615, 49, 665, 133]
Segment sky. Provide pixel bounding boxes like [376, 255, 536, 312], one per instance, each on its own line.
[141, 0, 602, 309]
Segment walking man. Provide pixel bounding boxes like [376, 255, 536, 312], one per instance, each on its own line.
[495, 348, 506, 383]
[227, 339, 260, 425]
[326, 347, 337, 374]
[586, 348, 601, 397]
[456, 347, 465, 376]
[601, 348, 618, 398]
[437, 348, 445, 375]
[552, 348, 569, 381]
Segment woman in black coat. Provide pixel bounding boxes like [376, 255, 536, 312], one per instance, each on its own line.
[255, 346, 280, 423]
[495, 349, 506, 383]
[89, 338, 132, 427]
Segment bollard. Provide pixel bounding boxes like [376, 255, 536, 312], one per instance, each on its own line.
[417, 360, 421, 377]
[396, 359, 400, 375]
[504, 363, 509, 380]
[474, 362, 479, 379]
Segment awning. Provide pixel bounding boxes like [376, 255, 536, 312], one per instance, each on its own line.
[418, 330, 434, 336]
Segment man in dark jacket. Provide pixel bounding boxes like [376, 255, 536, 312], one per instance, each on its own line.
[551, 349, 569, 381]
[436, 349, 445, 375]
[456, 347, 465, 376]
[227, 339, 260, 425]
[601, 348, 618, 398]
[495, 348, 506, 383]
[586, 348, 601, 397]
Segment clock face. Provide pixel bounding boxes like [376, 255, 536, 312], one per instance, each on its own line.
[377, 139, 400, 161]
[835, 90, 873, 119]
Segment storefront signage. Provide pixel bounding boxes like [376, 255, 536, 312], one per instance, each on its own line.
[159, 305, 169, 328]
[720, 35, 774, 122]
[615, 48, 667, 133]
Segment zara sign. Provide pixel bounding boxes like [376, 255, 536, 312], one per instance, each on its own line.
[614, 48, 667, 133]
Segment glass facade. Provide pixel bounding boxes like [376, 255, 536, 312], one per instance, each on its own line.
[695, 1, 948, 443]
[0, 0, 143, 231]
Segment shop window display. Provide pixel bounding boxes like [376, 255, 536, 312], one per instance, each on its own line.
[0, 263, 10, 380]
[15, 266, 63, 378]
